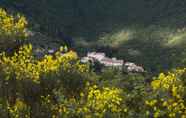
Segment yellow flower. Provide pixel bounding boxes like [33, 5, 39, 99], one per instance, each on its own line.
[0, 8, 28, 40]
[82, 85, 123, 115]
[0, 44, 88, 83]
[148, 69, 186, 117]
[151, 80, 160, 90]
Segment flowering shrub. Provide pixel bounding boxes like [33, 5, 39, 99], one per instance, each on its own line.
[0, 8, 27, 38]
[146, 69, 186, 118]
[78, 85, 124, 117]
[0, 43, 185, 118]
[0, 8, 28, 51]
[0, 44, 39, 82]
[0, 44, 90, 117]
[50, 84, 125, 118]
[0, 44, 88, 83]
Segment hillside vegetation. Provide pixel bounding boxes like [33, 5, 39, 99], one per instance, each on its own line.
[2, 0, 186, 73]
[0, 2, 186, 118]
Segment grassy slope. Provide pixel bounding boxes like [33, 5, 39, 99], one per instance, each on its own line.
[1, 0, 186, 73]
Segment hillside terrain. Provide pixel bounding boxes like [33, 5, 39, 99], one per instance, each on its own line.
[2, 0, 186, 73]
[0, 1, 186, 118]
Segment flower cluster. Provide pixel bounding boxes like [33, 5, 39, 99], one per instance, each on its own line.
[49, 85, 124, 118]
[76, 85, 124, 117]
[0, 44, 40, 82]
[0, 8, 28, 40]
[0, 44, 89, 83]
[7, 99, 30, 118]
[146, 69, 186, 117]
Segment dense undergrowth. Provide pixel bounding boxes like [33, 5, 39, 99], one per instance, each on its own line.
[0, 5, 186, 118]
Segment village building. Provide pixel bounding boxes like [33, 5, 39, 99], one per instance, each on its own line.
[81, 52, 145, 73]
[100, 57, 123, 67]
[48, 49, 55, 54]
[87, 52, 105, 61]
[81, 57, 93, 63]
[124, 62, 145, 73]
[82, 52, 123, 68]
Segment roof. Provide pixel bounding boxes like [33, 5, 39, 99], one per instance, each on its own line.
[101, 58, 123, 64]
[88, 52, 105, 55]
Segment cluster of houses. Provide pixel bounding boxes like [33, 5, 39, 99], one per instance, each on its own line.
[81, 52, 145, 73]
[35, 49, 145, 73]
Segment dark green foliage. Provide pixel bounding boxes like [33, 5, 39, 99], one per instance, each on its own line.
[1, 1, 186, 117]
[3, 0, 186, 73]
